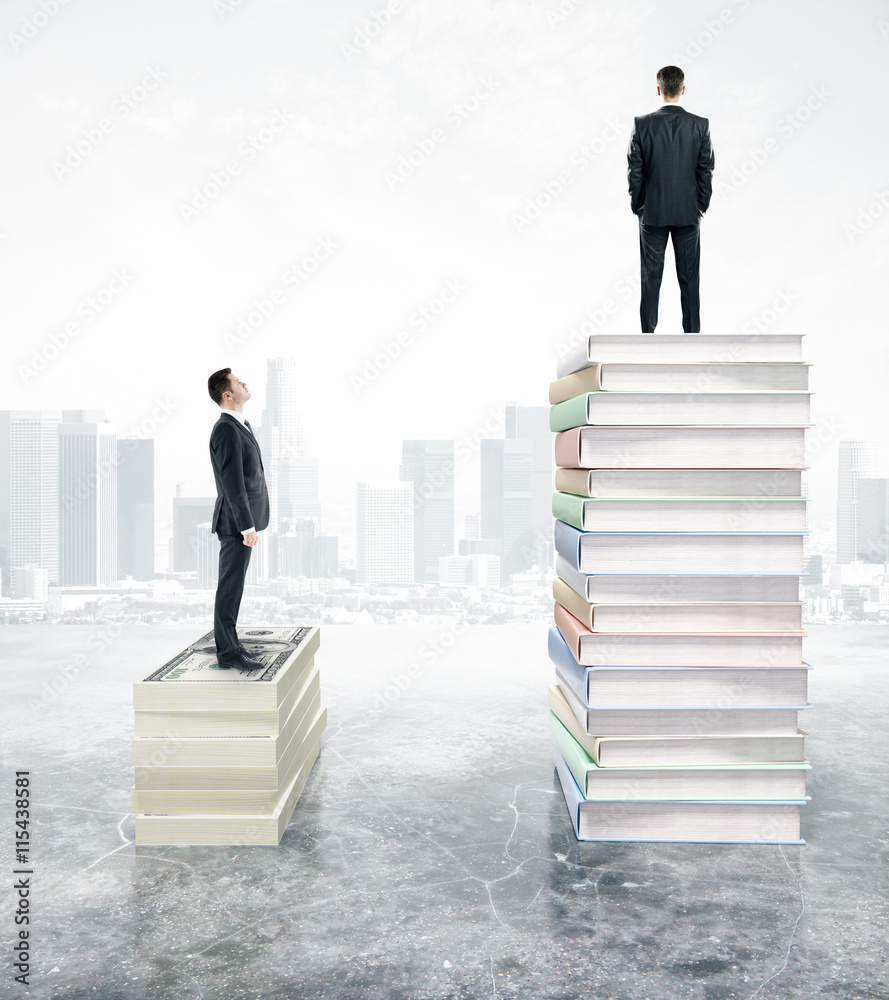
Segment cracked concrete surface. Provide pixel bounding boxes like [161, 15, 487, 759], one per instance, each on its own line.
[3, 622, 888, 999]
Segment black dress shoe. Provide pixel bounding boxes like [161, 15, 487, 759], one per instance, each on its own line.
[216, 652, 265, 671]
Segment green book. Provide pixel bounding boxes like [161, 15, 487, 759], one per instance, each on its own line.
[550, 394, 589, 433]
[548, 712, 810, 800]
[552, 491, 586, 530]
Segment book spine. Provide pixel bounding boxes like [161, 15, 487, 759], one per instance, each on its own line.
[550, 394, 591, 433]
[551, 492, 586, 530]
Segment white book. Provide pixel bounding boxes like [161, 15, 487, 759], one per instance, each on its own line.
[550, 362, 809, 400]
[554, 524, 805, 574]
[555, 673, 803, 736]
[556, 334, 804, 378]
[554, 556, 802, 604]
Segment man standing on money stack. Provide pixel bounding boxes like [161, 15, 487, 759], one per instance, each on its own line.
[207, 369, 270, 671]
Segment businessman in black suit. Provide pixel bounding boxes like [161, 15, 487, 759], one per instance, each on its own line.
[627, 65, 715, 332]
[207, 368, 271, 670]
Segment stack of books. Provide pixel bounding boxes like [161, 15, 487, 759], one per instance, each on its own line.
[131, 626, 324, 845]
[547, 334, 812, 844]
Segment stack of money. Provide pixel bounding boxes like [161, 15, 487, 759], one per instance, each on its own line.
[130, 626, 324, 845]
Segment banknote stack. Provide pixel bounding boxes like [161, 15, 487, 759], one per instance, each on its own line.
[131, 626, 324, 845]
[547, 334, 812, 844]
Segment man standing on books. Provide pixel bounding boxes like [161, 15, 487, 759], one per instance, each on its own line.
[207, 368, 270, 671]
[627, 65, 715, 333]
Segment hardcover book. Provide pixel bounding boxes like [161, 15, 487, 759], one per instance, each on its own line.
[555, 334, 804, 378]
[549, 711, 809, 800]
[555, 425, 807, 469]
[548, 685, 808, 765]
[553, 745, 806, 844]
[549, 391, 811, 428]
[553, 520, 806, 575]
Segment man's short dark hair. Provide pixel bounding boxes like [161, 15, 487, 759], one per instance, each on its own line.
[656, 65, 685, 98]
[208, 368, 233, 406]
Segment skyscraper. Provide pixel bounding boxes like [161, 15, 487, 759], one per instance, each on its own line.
[837, 441, 878, 563]
[400, 440, 454, 582]
[480, 438, 533, 579]
[856, 478, 889, 564]
[0, 410, 61, 594]
[58, 411, 117, 586]
[260, 357, 321, 532]
[356, 482, 413, 585]
[506, 404, 553, 570]
[117, 438, 154, 580]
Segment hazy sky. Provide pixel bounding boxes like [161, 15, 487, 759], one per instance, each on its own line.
[4, 0, 887, 553]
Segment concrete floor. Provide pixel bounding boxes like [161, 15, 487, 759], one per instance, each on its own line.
[3, 621, 888, 1000]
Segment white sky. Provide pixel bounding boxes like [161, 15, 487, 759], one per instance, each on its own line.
[4, 0, 888, 554]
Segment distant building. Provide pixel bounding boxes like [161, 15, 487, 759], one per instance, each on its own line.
[172, 497, 215, 572]
[58, 411, 116, 586]
[11, 566, 49, 603]
[480, 438, 532, 579]
[400, 440, 454, 582]
[0, 410, 61, 593]
[837, 441, 878, 563]
[439, 553, 500, 589]
[356, 482, 413, 585]
[506, 404, 553, 568]
[464, 513, 481, 540]
[856, 478, 889, 563]
[259, 357, 321, 530]
[802, 554, 823, 588]
[117, 438, 154, 580]
[196, 522, 217, 589]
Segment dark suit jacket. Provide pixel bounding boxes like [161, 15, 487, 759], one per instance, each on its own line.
[627, 105, 714, 226]
[209, 413, 270, 535]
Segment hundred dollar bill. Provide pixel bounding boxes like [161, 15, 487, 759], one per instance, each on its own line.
[133, 626, 320, 710]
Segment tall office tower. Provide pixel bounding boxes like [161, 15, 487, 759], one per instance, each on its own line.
[58, 411, 117, 586]
[172, 497, 216, 573]
[480, 438, 533, 579]
[856, 478, 889, 563]
[506, 404, 554, 569]
[837, 441, 878, 563]
[399, 440, 454, 582]
[281, 457, 321, 522]
[260, 357, 321, 533]
[0, 410, 61, 594]
[356, 482, 413, 585]
[117, 438, 155, 580]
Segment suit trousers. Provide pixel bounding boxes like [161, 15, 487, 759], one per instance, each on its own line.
[638, 219, 701, 333]
[214, 532, 253, 659]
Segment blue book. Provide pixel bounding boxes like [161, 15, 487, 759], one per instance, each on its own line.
[548, 627, 811, 710]
[553, 519, 806, 575]
[553, 745, 806, 844]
